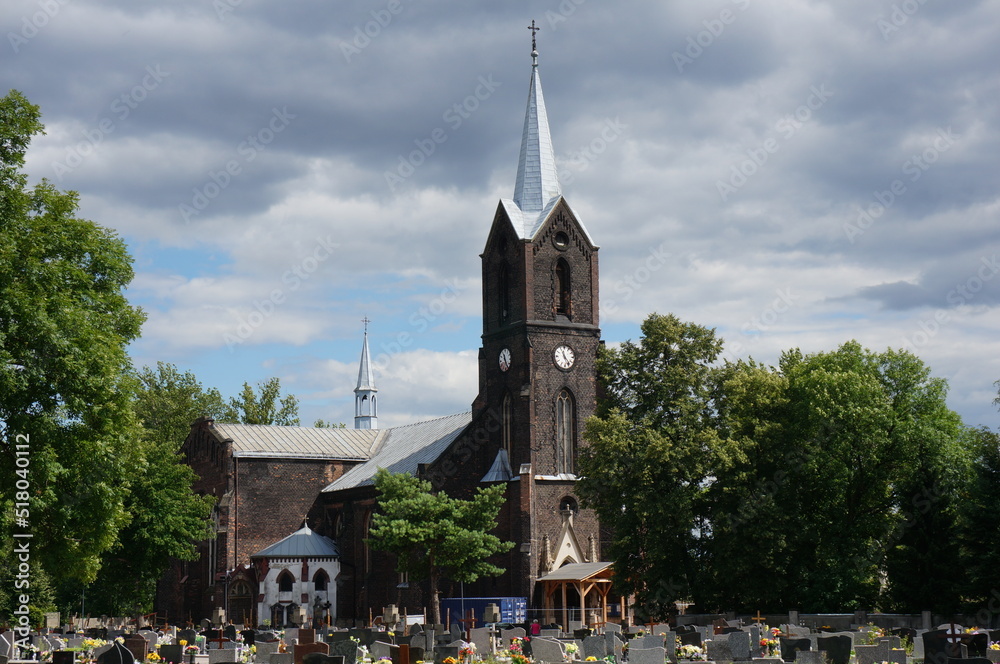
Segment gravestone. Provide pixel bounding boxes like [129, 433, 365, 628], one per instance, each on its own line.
[371, 641, 392, 661]
[326, 640, 357, 664]
[501, 628, 525, 646]
[794, 652, 822, 664]
[178, 630, 199, 646]
[582, 635, 606, 660]
[96, 641, 134, 664]
[679, 633, 701, 647]
[223, 627, 237, 643]
[729, 631, 751, 660]
[434, 646, 458, 664]
[778, 638, 809, 663]
[160, 645, 184, 664]
[854, 643, 889, 664]
[125, 634, 150, 661]
[208, 650, 240, 664]
[643, 634, 665, 649]
[888, 648, 906, 664]
[531, 637, 566, 663]
[605, 633, 622, 663]
[285, 630, 300, 646]
[816, 635, 851, 664]
[539, 629, 561, 639]
[630, 647, 666, 664]
[707, 639, 733, 663]
[297, 630, 316, 646]
[303, 655, 345, 664]
[744, 627, 761, 655]
[52, 651, 76, 664]
[605, 623, 622, 634]
[255, 642, 280, 661]
[469, 628, 491, 656]
[93, 643, 114, 660]
[270, 654, 294, 664]
[294, 641, 330, 664]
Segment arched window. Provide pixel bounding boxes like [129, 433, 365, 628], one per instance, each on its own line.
[555, 389, 575, 474]
[501, 392, 513, 458]
[277, 570, 294, 593]
[499, 265, 511, 324]
[362, 510, 373, 575]
[555, 259, 571, 317]
[313, 569, 329, 591]
[560, 496, 578, 514]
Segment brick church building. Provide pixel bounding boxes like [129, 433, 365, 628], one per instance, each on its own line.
[159, 36, 615, 629]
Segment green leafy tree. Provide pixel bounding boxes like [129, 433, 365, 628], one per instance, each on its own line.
[0, 91, 145, 592]
[958, 425, 1000, 605]
[369, 468, 513, 624]
[577, 313, 733, 619]
[223, 377, 299, 425]
[313, 419, 346, 428]
[70, 363, 223, 615]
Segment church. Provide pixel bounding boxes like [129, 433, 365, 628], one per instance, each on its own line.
[159, 31, 616, 630]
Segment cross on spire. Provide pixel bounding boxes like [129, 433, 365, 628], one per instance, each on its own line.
[528, 19, 539, 65]
[361, 316, 370, 333]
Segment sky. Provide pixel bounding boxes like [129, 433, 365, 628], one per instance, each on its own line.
[5, 0, 1000, 430]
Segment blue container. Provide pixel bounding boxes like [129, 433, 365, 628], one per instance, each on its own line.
[439, 597, 528, 625]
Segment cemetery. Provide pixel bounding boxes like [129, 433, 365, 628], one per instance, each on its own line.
[4, 608, 1000, 664]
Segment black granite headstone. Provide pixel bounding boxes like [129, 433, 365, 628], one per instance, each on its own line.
[160, 645, 183, 664]
[778, 637, 810, 663]
[96, 642, 133, 664]
[817, 635, 852, 664]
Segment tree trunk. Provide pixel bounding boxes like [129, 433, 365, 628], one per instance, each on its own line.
[429, 562, 441, 625]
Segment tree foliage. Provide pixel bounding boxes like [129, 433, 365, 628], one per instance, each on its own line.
[369, 468, 513, 624]
[579, 313, 973, 615]
[0, 90, 146, 589]
[222, 377, 299, 425]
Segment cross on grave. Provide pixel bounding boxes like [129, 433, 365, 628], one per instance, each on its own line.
[751, 612, 767, 626]
[210, 631, 229, 650]
[943, 623, 964, 646]
[458, 611, 477, 641]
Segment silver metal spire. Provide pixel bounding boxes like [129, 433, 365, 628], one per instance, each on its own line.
[354, 318, 378, 429]
[512, 20, 560, 214]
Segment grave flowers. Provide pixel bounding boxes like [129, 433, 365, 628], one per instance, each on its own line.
[760, 638, 779, 657]
[443, 658, 458, 664]
[989, 642, 999, 651]
[565, 643, 580, 660]
[459, 642, 477, 663]
[676, 645, 706, 661]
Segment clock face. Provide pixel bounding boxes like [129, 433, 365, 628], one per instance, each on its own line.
[498, 347, 512, 372]
[554, 344, 575, 370]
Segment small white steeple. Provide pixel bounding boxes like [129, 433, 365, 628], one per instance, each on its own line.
[513, 20, 561, 215]
[354, 318, 378, 429]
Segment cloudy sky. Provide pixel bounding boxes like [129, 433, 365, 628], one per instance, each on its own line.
[5, 0, 1000, 430]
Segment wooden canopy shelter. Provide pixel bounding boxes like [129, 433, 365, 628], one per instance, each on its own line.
[539, 561, 614, 629]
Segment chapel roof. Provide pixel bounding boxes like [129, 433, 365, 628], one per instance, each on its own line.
[250, 524, 340, 559]
[211, 421, 382, 460]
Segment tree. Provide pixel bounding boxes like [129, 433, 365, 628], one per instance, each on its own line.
[68, 363, 223, 615]
[576, 313, 733, 619]
[0, 90, 146, 590]
[368, 468, 513, 624]
[313, 419, 346, 428]
[222, 377, 300, 425]
[958, 425, 1000, 605]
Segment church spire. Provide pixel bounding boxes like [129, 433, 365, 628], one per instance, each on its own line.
[354, 318, 378, 429]
[512, 20, 561, 214]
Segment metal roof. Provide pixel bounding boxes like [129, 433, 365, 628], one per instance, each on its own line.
[538, 561, 613, 582]
[355, 329, 376, 392]
[502, 53, 595, 245]
[481, 448, 514, 482]
[250, 524, 340, 559]
[212, 422, 382, 460]
[322, 412, 472, 492]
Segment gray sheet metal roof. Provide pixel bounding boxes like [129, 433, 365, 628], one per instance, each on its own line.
[251, 524, 340, 558]
[322, 412, 471, 492]
[213, 422, 382, 460]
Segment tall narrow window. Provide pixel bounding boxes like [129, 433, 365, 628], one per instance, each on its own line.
[362, 510, 372, 575]
[555, 259, 571, 317]
[499, 265, 511, 324]
[277, 570, 295, 593]
[502, 392, 513, 458]
[313, 569, 329, 591]
[555, 389, 575, 474]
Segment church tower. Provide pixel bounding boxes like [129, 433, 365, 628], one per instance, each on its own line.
[475, 23, 603, 598]
[354, 320, 378, 429]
